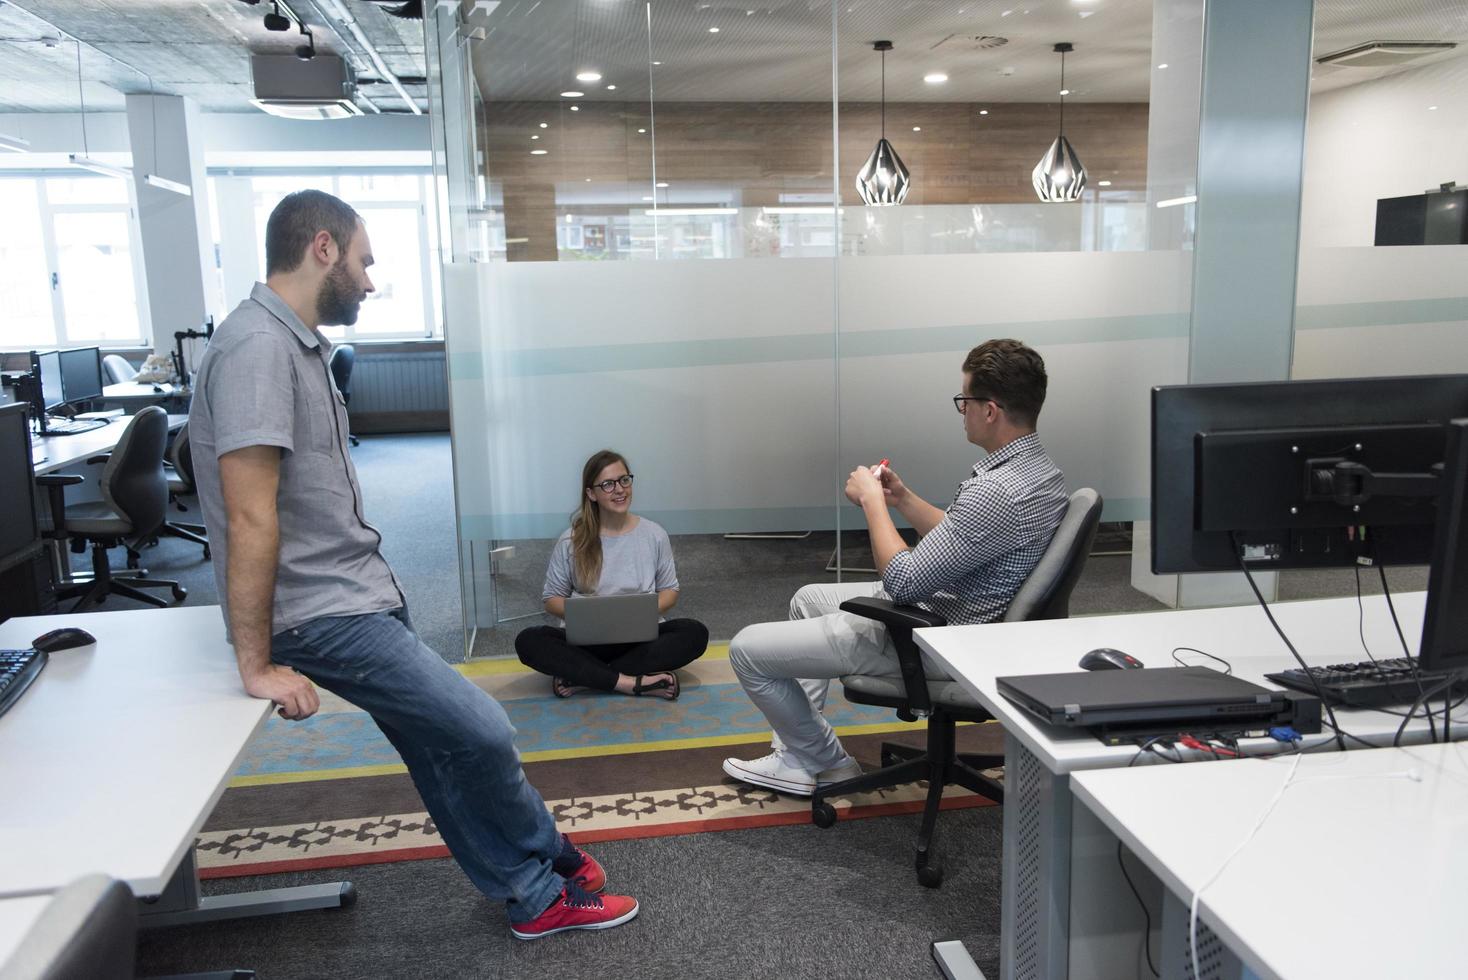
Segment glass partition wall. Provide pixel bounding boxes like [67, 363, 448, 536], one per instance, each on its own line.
[428, 0, 1197, 658]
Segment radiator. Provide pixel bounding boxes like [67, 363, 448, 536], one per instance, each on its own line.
[350, 351, 449, 414]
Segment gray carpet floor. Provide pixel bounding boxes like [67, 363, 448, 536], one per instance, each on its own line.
[136, 806, 1006, 980]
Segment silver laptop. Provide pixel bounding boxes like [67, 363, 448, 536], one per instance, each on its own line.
[563, 593, 659, 646]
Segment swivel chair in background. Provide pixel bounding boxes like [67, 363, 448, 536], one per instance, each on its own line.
[811, 488, 1103, 887]
[162, 423, 210, 560]
[36, 406, 186, 612]
[102, 355, 138, 386]
[328, 343, 359, 447]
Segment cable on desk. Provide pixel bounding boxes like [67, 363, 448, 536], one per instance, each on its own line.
[1393, 675, 1461, 747]
[1353, 567, 1383, 668]
[1117, 840, 1161, 979]
[1230, 533, 1347, 751]
[1170, 646, 1232, 675]
[1377, 562, 1435, 742]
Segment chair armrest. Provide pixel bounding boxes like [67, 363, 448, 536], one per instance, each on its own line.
[839, 597, 949, 718]
[838, 596, 947, 632]
[35, 474, 85, 537]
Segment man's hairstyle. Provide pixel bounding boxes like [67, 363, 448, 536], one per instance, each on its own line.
[963, 338, 1048, 428]
[264, 189, 361, 277]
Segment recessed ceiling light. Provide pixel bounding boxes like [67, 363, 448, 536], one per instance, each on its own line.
[565, 214, 573, 223]
[539, 122, 548, 128]
[652, 61, 662, 66]
[1428, 105, 1439, 110]
[570, 105, 580, 111]
[606, 84, 616, 90]
[1098, 180, 1112, 186]
[531, 149, 548, 155]
[560, 91, 584, 98]
[637, 128, 647, 133]
[1059, 88, 1071, 96]
[979, 109, 989, 115]
[708, 27, 720, 33]
[642, 196, 654, 201]
[656, 181, 669, 187]
[924, 72, 948, 84]
[585, 177, 591, 181]
[1157, 63, 1169, 69]
[531, 134, 540, 139]
[912, 126, 922, 132]
[576, 71, 602, 83]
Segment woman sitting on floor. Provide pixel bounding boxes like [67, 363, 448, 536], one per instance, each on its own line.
[515, 449, 709, 700]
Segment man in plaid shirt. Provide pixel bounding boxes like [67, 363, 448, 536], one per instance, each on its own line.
[724, 339, 1068, 796]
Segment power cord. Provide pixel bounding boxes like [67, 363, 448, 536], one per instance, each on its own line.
[1229, 533, 1348, 751]
[1377, 563, 1436, 742]
[1117, 841, 1160, 978]
[1170, 646, 1233, 675]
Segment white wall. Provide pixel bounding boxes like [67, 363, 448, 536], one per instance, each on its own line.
[1299, 53, 1468, 248]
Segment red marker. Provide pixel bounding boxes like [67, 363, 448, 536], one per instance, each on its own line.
[871, 458, 890, 477]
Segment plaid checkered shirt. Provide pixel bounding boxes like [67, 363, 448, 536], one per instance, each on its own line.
[881, 432, 1068, 625]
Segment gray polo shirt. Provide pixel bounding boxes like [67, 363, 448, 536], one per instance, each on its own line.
[189, 282, 405, 636]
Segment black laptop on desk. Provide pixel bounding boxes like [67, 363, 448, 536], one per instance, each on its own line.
[997, 667, 1318, 742]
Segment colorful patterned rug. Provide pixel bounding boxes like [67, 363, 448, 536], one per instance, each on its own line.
[198, 645, 1002, 879]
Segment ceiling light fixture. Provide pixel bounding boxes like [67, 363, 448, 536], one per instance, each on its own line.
[1032, 42, 1087, 203]
[924, 72, 948, 84]
[656, 181, 669, 188]
[644, 207, 737, 216]
[855, 40, 911, 207]
[263, 1, 291, 31]
[539, 122, 548, 128]
[1157, 63, 1169, 69]
[708, 27, 720, 33]
[912, 126, 921, 132]
[570, 105, 579, 111]
[531, 149, 548, 155]
[560, 91, 584, 98]
[979, 109, 989, 115]
[1155, 194, 1197, 208]
[576, 71, 602, 82]
[637, 128, 647, 133]
[531, 134, 539, 139]
[606, 84, 616, 90]
[0, 133, 32, 153]
[295, 26, 316, 61]
[144, 173, 192, 196]
[68, 39, 131, 181]
[1098, 179, 1112, 186]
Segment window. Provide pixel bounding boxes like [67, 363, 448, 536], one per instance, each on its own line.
[0, 175, 148, 348]
[216, 171, 443, 340]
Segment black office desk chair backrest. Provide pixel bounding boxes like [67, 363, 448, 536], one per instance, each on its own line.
[100, 405, 169, 550]
[329, 343, 356, 405]
[1002, 486, 1103, 624]
[167, 421, 197, 493]
[101, 354, 137, 386]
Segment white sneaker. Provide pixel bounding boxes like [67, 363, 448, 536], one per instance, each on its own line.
[815, 758, 864, 789]
[723, 750, 819, 796]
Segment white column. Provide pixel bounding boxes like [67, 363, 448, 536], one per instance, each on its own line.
[125, 94, 221, 372]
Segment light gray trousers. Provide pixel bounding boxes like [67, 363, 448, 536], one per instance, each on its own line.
[730, 580, 949, 774]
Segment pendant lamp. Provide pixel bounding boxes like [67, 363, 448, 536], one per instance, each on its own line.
[1032, 42, 1087, 203]
[855, 40, 911, 206]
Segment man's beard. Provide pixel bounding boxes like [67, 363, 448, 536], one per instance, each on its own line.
[316, 258, 363, 326]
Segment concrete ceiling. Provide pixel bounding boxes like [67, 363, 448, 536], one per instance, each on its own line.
[0, 0, 428, 113]
[0, 0, 1462, 117]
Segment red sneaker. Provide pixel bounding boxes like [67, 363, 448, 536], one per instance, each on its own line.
[510, 881, 639, 940]
[552, 833, 606, 893]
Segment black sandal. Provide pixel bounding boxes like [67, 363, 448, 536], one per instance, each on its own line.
[631, 672, 680, 701]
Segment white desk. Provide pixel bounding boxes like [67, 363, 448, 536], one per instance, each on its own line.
[31, 413, 187, 476]
[915, 592, 1450, 980]
[102, 381, 180, 407]
[0, 606, 352, 926]
[0, 896, 49, 972]
[1072, 742, 1468, 980]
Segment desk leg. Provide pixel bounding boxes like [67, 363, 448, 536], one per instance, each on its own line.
[1159, 892, 1253, 980]
[137, 851, 356, 928]
[1000, 733, 1071, 980]
[933, 940, 990, 979]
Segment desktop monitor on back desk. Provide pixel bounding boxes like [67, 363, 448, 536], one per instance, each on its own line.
[0, 401, 43, 576]
[58, 346, 103, 404]
[1151, 375, 1468, 701]
[30, 350, 65, 416]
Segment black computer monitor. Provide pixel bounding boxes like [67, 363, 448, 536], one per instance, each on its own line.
[1419, 418, 1468, 673]
[0, 402, 42, 575]
[1151, 374, 1468, 574]
[58, 346, 103, 403]
[30, 350, 65, 414]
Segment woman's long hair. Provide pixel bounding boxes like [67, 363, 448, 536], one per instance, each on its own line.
[571, 449, 629, 593]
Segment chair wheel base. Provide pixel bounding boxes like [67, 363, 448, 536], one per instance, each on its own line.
[812, 801, 837, 828]
[171, 585, 187, 602]
[917, 862, 944, 888]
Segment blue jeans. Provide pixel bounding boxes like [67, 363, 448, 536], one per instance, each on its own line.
[271, 608, 564, 923]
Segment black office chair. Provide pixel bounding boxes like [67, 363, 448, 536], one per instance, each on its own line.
[162, 422, 210, 560]
[36, 406, 187, 612]
[811, 488, 1103, 887]
[328, 343, 359, 447]
[102, 354, 138, 386]
[3, 874, 255, 980]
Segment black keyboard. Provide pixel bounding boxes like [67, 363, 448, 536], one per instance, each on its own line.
[42, 417, 108, 436]
[0, 648, 48, 720]
[1267, 657, 1468, 709]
